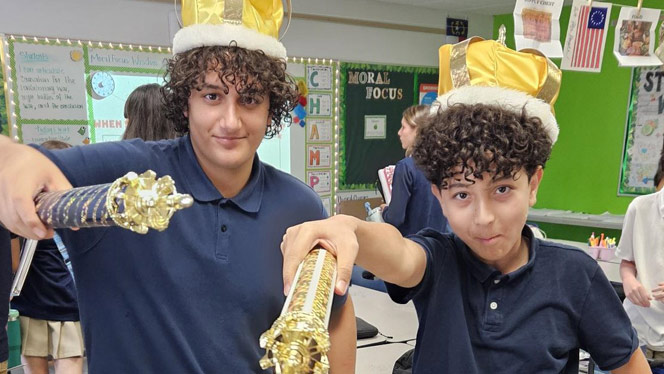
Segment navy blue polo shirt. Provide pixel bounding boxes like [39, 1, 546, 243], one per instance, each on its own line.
[39, 135, 337, 373]
[11, 238, 79, 321]
[386, 226, 639, 373]
[0, 226, 12, 362]
[382, 157, 448, 236]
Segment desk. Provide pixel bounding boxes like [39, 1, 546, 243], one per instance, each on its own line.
[350, 285, 418, 344]
[528, 208, 624, 230]
[356, 343, 412, 373]
[547, 239, 621, 283]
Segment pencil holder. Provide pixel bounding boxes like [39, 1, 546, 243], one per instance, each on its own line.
[588, 246, 614, 261]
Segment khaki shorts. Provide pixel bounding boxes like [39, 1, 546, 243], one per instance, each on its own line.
[20, 316, 84, 359]
[646, 347, 664, 360]
[0, 360, 6, 374]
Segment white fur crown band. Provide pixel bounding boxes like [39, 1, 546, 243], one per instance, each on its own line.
[172, 23, 287, 59]
[432, 85, 559, 144]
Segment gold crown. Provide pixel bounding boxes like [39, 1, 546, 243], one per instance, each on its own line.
[435, 36, 562, 143]
[173, 0, 288, 59]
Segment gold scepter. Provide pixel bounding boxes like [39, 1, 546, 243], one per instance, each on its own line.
[260, 247, 337, 374]
[34, 169, 193, 233]
[11, 170, 193, 298]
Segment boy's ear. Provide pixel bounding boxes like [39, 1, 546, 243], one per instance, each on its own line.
[430, 184, 443, 202]
[528, 167, 544, 207]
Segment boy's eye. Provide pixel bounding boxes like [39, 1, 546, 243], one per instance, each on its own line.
[496, 186, 511, 194]
[453, 192, 468, 200]
[241, 96, 262, 105]
[204, 93, 219, 101]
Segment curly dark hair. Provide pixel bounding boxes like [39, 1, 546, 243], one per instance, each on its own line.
[412, 103, 553, 189]
[162, 45, 298, 138]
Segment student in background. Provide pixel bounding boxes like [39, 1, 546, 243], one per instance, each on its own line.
[654, 149, 664, 191]
[0, 1, 356, 372]
[122, 83, 179, 141]
[281, 38, 649, 373]
[0, 227, 13, 374]
[617, 149, 664, 364]
[381, 104, 449, 236]
[11, 140, 84, 374]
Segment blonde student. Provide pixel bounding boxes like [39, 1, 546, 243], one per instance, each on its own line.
[281, 38, 650, 373]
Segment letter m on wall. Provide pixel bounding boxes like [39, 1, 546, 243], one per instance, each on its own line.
[309, 149, 321, 166]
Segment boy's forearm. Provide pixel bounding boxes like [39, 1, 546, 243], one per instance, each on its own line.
[328, 296, 356, 374]
[619, 260, 638, 282]
[354, 220, 426, 288]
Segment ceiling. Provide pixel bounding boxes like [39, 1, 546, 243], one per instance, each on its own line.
[138, 0, 575, 16]
[368, 0, 574, 15]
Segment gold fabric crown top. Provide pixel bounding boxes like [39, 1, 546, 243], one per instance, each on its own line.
[438, 37, 562, 107]
[181, 0, 283, 39]
[173, 0, 288, 59]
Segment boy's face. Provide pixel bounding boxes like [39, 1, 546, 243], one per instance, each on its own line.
[186, 70, 269, 178]
[432, 166, 543, 271]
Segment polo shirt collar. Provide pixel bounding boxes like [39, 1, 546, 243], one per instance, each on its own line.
[178, 135, 265, 212]
[457, 225, 537, 283]
[226, 155, 264, 213]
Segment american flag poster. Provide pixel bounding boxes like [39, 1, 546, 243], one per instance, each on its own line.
[561, 0, 612, 72]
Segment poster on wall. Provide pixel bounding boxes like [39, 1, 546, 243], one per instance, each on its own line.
[619, 66, 664, 195]
[613, 6, 662, 67]
[513, 0, 564, 58]
[340, 63, 437, 189]
[307, 171, 332, 194]
[3, 36, 169, 145]
[561, 0, 612, 73]
[419, 83, 437, 105]
[0, 56, 7, 137]
[294, 60, 339, 211]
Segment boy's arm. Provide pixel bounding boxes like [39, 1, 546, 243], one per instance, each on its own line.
[0, 135, 72, 239]
[10, 237, 20, 273]
[610, 349, 651, 373]
[620, 260, 651, 307]
[281, 214, 426, 296]
[381, 163, 411, 228]
[328, 295, 356, 374]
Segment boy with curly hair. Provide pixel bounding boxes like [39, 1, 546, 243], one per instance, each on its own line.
[0, 1, 355, 373]
[281, 38, 649, 373]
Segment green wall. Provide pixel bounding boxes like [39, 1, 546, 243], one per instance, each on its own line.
[494, 2, 662, 240]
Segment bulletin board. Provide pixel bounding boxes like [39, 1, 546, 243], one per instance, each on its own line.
[287, 57, 340, 214]
[339, 62, 437, 190]
[0, 45, 8, 137]
[1, 34, 170, 145]
[618, 66, 664, 195]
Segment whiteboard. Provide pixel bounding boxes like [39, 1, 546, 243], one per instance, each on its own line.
[2, 35, 170, 145]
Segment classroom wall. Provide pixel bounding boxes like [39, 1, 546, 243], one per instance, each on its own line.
[0, 0, 492, 186]
[0, 0, 493, 67]
[494, 2, 658, 217]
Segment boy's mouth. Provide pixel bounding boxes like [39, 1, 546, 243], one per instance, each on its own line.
[477, 235, 500, 244]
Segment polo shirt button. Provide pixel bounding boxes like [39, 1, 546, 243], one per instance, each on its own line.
[221, 225, 227, 232]
[490, 301, 498, 310]
[493, 279, 500, 284]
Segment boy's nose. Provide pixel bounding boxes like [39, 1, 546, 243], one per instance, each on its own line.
[218, 103, 241, 130]
[473, 200, 495, 226]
